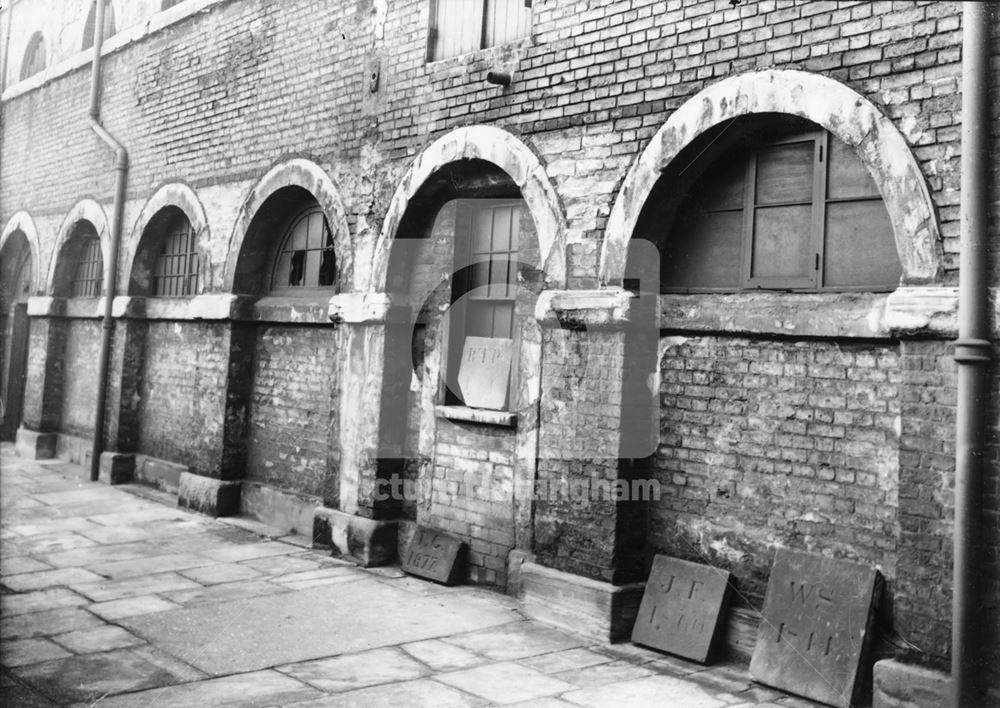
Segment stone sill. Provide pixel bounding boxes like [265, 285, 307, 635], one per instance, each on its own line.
[424, 37, 532, 80]
[435, 405, 517, 428]
[252, 296, 334, 325]
[2, 0, 228, 102]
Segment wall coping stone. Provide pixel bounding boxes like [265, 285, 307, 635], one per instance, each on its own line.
[535, 288, 634, 329]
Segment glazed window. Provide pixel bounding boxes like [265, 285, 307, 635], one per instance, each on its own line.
[661, 129, 901, 292]
[269, 207, 336, 292]
[71, 237, 104, 298]
[447, 200, 523, 411]
[428, 0, 532, 61]
[152, 213, 200, 297]
[20, 32, 46, 80]
[82, 0, 117, 50]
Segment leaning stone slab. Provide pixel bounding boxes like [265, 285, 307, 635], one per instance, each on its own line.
[400, 526, 466, 585]
[631, 555, 732, 663]
[750, 548, 883, 707]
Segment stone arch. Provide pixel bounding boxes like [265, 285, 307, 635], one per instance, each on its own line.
[123, 182, 211, 295]
[223, 157, 352, 294]
[1, 211, 42, 295]
[601, 69, 941, 286]
[370, 125, 568, 292]
[47, 198, 111, 295]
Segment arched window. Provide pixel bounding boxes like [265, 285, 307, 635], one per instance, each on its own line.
[152, 213, 200, 297]
[82, 0, 117, 50]
[71, 236, 104, 297]
[269, 206, 335, 291]
[20, 32, 46, 80]
[658, 117, 901, 293]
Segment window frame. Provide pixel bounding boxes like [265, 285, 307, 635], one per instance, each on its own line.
[20, 32, 46, 81]
[151, 214, 200, 298]
[82, 0, 117, 51]
[70, 237, 104, 298]
[662, 128, 899, 295]
[267, 205, 337, 295]
[427, 0, 533, 62]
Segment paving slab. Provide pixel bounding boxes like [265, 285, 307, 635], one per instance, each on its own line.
[12, 646, 204, 705]
[287, 678, 486, 708]
[35, 540, 164, 569]
[119, 581, 515, 675]
[66, 669, 324, 708]
[401, 638, 489, 671]
[8, 517, 104, 538]
[52, 625, 146, 654]
[443, 621, 585, 661]
[179, 562, 263, 585]
[1, 637, 74, 667]
[519, 647, 615, 675]
[162, 578, 290, 607]
[3, 567, 106, 592]
[240, 553, 323, 576]
[562, 674, 729, 708]
[96, 552, 216, 579]
[436, 661, 576, 704]
[89, 595, 181, 620]
[0, 668, 61, 707]
[0, 556, 53, 576]
[279, 646, 428, 692]
[554, 659, 656, 688]
[199, 541, 301, 563]
[0, 606, 106, 640]
[0, 587, 91, 616]
[2, 532, 98, 556]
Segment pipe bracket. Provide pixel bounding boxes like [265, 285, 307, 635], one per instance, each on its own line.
[954, 337, 993, 364]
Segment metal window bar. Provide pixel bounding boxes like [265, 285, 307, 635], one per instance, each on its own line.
[152, 220, 199, 297]
[270, 209, 335, 290]
[71, 238, 104, 298]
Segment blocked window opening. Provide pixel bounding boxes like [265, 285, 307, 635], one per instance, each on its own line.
[269, 206, 335, 292]
[650, 116, 901, 293]
[20, 32, 46, 80]
[152, 213, 200, 297]
[82, 0, 117, 50]
[428, 0, 531, 61]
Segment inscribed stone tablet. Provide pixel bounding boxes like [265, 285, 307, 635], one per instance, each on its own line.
[631, 555, 732, 663]
[749, 549, 882, 707]
[400, 526, 466, 585]
[457, 336, 512, 410]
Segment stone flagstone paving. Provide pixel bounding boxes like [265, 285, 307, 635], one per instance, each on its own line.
[0, 445, 820, 707]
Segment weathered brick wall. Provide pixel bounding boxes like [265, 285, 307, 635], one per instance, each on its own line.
[430, 421, 516, 586]
[58, 318, 101, 438]
[136, 320, 230, 474]
[245, 324, 339, 499]
[652, 336, 902, 607]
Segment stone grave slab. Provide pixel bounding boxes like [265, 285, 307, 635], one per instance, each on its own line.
[749, 548, 883, 707]
[631, 555, 732, 663]
[400, 526, 466, 585]
[457, 336, 512, 410]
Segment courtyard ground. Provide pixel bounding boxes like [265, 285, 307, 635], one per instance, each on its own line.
[0, 444, 818, 707]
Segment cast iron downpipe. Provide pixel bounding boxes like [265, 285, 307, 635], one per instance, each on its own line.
[952, 3, 992, 705]
[88, 0, 129, 482]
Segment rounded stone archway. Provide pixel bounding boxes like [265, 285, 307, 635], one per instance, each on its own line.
[223, 157, 352, 294]
[1, 211, 42, 296]
[601, 69, 941, 286]
[46, 199, 111, 296]
[369, 125, 568, 293]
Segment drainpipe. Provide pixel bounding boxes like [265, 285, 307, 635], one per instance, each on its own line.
[952, 3, 992, 705]
[88, 0, 129, 482]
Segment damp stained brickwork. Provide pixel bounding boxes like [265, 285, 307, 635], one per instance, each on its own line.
[58, 319, 102, 438]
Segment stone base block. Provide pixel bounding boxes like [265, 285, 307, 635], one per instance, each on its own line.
[241, 481, 321, 537]
[55, 433, 92, 467]
[99, 452, 135, 485]
[873, 659, 949, 708]
[177, 472, 241, 517]
[312, 507, 398, 567]
[15, 428, 56, 460]
[517, 562, 645, 643]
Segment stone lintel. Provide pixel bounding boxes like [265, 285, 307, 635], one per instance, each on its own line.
[535, 288, 633, 329]
[883, 287, 959, 338]
[100, 452, 135, 485]
[15, 427, 57, 460]
[26, 297, 66, 317]
[312, 507, 398, 567]
[177, 472, 241, 517]
[328, 292, 393, 324]
[251, 296, 332, 325]
[517, 561, 645, 643]
[872, 659, 950, 708]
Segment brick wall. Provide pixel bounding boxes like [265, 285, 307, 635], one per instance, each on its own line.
[651, 336, 902, 607]
[136, 320, 230, 474]
[58, 318, 101, 438]
[245, 324, 339, 499]
[430, 421, 516, 586]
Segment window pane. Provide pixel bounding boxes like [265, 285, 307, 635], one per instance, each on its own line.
[751, 205, 812, 279]
[471, 208, 492, 254]
[828, 139, 880, 200]
[697, 160, 745, 211]
[465, 301, 494, 337]
[756, 141, 814, 204]
[319, 248, 336, 286]
[433, 0, 483, 59]
[273, 251, 292, 288]
[492, 303, 514, 339]
[288, 251, 305, 286]
[490, 207, 512, 251]
[661, 210, 742, 290]
[824, 201, 900, 288]
[288, 218, 309, 250]
[484, 0, 531, 48]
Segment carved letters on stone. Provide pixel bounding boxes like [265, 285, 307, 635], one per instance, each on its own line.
[631, 555, 732, 663]
[457, 336, 512, 410]
[400, 526, 466, 585]
[749, 548, 883, 707]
